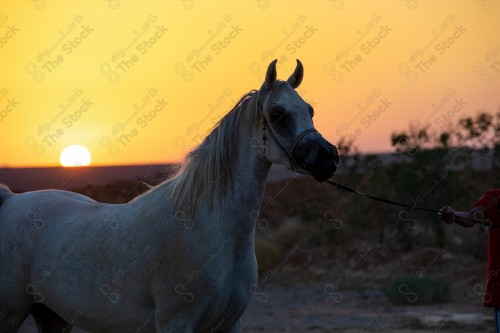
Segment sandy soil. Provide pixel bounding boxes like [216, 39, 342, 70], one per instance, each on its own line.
[17, 283, 493, 333]
[241, 284, 493, 333]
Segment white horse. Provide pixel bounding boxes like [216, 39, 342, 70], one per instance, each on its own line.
[0, 59, 339, 333]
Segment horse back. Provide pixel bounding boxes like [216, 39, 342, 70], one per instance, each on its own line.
[0, 189, 100, 267]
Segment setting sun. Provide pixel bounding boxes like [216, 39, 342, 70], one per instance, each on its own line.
[59, 145, 92, 167]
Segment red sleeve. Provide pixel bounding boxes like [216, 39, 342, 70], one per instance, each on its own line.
[474, 189, 500, 220]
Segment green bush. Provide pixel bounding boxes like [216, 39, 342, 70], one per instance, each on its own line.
[254, 238, 282, 272]
[382, 275, 450, 305]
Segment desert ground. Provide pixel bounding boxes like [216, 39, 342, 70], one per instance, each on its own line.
[16, 283, 494, 332]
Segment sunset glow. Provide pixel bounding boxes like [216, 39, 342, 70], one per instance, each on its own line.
[1, 1, 499, 167]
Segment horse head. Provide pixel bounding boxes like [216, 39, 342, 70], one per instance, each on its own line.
[256, 59, 339, 182]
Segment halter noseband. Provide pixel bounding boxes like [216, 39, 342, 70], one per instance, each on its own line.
[256, 88, 318, 172]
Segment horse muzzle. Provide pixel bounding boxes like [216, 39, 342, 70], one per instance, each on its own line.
[291, 132, 339, 182]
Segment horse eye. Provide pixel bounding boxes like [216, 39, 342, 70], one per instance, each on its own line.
[269, 106, 286, 120]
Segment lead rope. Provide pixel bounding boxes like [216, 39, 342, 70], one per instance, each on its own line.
[326, 179, 491, 227]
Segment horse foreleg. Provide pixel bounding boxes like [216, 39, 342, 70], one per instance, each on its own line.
[0, 296, 33, 333]
[226, 319, 242, 333]
[0, 308, 30, 333]
[155, 321, 194, 333]
[154, 312, 194, 333]
[30, 304, 73, 333]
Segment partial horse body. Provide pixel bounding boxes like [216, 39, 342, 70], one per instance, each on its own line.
[0, 60, 339, 333]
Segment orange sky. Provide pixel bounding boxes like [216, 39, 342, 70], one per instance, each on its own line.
[1, 1, 499, 167]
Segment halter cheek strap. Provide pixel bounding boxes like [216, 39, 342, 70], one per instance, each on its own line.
[257, 91, 318, 172]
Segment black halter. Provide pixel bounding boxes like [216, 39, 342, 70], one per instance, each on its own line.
[257, 89, 318, 172]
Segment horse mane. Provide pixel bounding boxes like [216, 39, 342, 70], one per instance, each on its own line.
[160, 89, 259, 215]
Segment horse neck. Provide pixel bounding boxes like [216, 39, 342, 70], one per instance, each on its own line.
[219, 99, 272, 231]
[140, 94, 272, 233]
[229, 127, 271, 222]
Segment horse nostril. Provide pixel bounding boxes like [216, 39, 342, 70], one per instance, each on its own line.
[329, 147, 339, 160]
[318, 147, 330, 161]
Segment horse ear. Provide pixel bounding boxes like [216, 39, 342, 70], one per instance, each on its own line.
[263, 59, 278, 89]
[287, 59, 303, 89]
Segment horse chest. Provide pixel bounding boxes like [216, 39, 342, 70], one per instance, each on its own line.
[196, 274, 254, 332]
[185, 246, 257, 331]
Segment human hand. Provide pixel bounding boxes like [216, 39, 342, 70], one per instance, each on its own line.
[438, 205, 455, 224]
